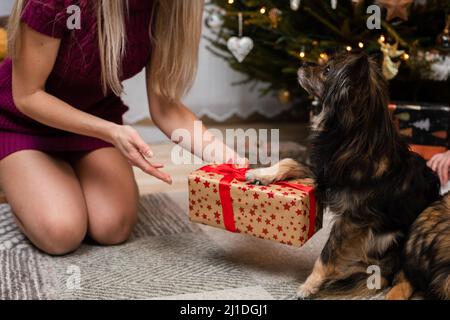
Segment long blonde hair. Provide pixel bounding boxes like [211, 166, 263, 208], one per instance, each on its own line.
[8, 0, 204, 102]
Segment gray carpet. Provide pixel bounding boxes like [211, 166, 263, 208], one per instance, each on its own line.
[0, 193, 386, 300]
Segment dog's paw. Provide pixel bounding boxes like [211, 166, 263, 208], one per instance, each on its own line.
[296, 284, 317, 300]
[245, 168, 276, 186]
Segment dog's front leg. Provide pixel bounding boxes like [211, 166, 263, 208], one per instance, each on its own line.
[297, 258, 330, 299]
[246, 158, 313, 185]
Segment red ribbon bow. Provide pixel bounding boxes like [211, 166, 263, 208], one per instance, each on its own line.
[200, 164, 317, 239]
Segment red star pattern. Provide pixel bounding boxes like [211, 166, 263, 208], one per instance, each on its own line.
[189, 170, 316, 248]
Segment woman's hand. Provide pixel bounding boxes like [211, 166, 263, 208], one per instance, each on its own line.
[110, 125, 172, 184]
[427, 150, 450, 185]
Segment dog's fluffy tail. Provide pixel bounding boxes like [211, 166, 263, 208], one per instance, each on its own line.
[316, 272, 386, 299]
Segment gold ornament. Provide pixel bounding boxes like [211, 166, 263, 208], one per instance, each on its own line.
[436, 15, 450, 50]
[278, 89, 291, 104]
[376, 0, 413, 21]
[268, 8, 282, 28]
[378, 38, 405, 80]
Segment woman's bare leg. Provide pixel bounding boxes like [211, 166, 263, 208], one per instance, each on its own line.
[68, 147, 139, 245]
[0, 150, 88, 255]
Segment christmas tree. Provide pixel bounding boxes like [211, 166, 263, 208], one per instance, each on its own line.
[205, 0, 450, 107]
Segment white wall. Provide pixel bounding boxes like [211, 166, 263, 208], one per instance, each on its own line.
[0, 1, 13, 16]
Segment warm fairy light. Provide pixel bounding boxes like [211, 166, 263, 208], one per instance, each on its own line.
[318, 52, 329, 64]
[346, 46, 352, 52]
[299, 51, 306, 58]
[228, 0, 234, 4]
[379, 35, 385, 42]
[402, 53, 410, 60]
[260, 6, 267, 14]
[358, 42, 364, 48]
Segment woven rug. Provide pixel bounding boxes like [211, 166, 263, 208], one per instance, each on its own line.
[0, 193, 387, 300]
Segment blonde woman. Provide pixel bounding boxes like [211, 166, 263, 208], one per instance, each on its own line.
[0, 0, 245, 255]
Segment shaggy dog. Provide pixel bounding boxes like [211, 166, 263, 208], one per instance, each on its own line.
[246, 53, 443, 299]
[386, 193, 450, 300]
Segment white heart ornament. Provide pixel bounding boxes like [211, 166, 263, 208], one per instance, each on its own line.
[227, 37, 254, 63]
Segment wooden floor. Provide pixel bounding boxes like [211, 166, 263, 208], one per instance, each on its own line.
[0, 122, 307, 203]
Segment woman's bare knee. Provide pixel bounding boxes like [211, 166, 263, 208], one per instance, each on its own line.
[35, 213, 87, 255]
[0, 150, 89, 255]
[89, 208, 138, 246]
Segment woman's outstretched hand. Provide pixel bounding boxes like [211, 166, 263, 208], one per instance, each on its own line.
[428, 150, 450, 186]
[110, 125, 172, 185]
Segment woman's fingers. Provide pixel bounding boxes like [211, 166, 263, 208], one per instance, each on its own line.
[428, 154, 442, 172]
[145, 165, 173, 185]
[134, 155, 172, 184]
[132, 133, 154, 158]
[439, 157, 450, 185]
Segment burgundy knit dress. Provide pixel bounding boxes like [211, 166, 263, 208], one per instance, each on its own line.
[0, 0, 154, 161]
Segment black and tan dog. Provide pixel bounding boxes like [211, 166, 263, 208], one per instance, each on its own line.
[386, 193, 450, 300]
[246, 53, 444, 299]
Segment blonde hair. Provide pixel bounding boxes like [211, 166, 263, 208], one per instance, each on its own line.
[8, 0, 204, 102]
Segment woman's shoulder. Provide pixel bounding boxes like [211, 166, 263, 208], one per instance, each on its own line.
[21, 0, 91, 39]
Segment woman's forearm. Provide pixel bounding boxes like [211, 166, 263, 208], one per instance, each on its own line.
[150, 100, 243, 164]
[15, 90, 119, 143]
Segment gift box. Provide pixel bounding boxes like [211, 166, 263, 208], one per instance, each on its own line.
[188, 164, 322, 247]
[389, 102, 450, 160]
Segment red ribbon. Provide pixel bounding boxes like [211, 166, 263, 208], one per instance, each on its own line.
[200, 164, 317, 239]
[201, 164, 248, 232]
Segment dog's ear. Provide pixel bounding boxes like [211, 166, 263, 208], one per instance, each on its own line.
[349, 53, 371, 80]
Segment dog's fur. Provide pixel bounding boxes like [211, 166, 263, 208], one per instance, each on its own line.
[246, 53, 443, 299]
[387, 194, 450, 300]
